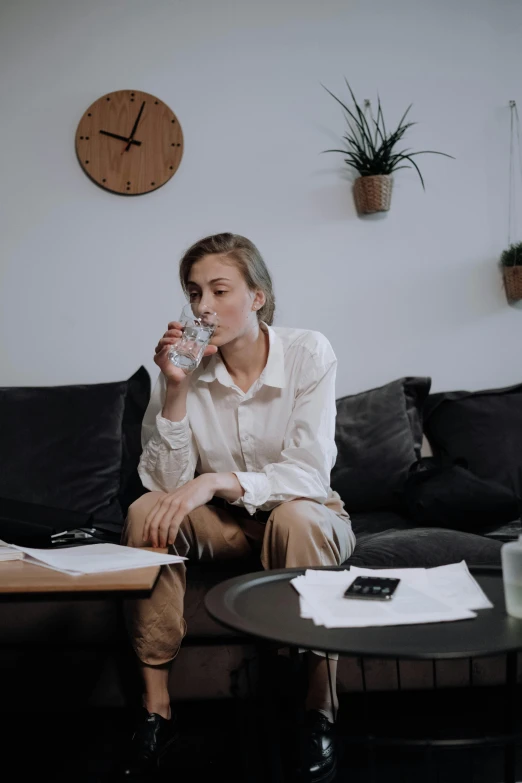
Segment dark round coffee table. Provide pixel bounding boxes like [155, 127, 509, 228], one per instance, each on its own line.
[205, 565, 522, 783]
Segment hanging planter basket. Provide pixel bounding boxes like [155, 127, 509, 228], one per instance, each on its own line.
[503, 265, 522, 303]
[353, 175, 393, 215]
[323, 81, 453, 219]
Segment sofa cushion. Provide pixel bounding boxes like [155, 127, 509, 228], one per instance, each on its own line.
[424, 382, 522, 501]
[346, 527, 502, 568]
[119, 366, 152, 515]
[402, 457, 520, 532]
[331, 377, 432, 512]
[0, 367, 150, 522]
[348, 510, 412, 539]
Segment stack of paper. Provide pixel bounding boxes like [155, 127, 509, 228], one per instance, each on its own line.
[2, 542, 186, 576]
[0, 540, 24, 562]
[291, 561, 493, 628]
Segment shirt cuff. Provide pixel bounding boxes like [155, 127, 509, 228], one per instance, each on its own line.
[155, 412, 191, 450]
[232, 472, 271, 515]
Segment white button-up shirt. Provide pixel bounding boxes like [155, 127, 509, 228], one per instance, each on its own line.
[138, 324, 341, 516]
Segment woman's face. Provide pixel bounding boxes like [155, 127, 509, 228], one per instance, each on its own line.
[186, 254, 265, 346]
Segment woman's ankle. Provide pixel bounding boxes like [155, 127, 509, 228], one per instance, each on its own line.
[140, 663, 172, 719]
[305, 653, 339, 722]
[142, 697, 171, 720]
[304, 698, 338, 723]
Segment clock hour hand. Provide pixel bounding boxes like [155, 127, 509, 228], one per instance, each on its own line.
[99, 130, 141, 146]
[124, 101, 146, 152]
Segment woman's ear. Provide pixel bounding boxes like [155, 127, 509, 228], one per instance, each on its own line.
[252, 289, 266, 311]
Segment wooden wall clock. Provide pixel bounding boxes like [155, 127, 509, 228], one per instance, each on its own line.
[75, 90, 183, 195]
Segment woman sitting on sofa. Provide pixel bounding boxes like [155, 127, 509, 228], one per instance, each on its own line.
[122, 232, 355, 782]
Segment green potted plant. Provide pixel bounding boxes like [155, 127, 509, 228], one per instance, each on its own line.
[323, 80, 454, 215]
[500, 242, 522, 303]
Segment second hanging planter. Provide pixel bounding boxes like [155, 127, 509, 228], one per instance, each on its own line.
[500, 243, 522, 303]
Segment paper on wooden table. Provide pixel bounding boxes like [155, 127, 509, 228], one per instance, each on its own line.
[7, 542, 186, 576]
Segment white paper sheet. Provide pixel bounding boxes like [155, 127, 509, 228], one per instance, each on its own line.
[348, 561, 492, 610]
[0, 546, 24, 562]
[291, 561, 490, 629]
[8, 543, 186, 576]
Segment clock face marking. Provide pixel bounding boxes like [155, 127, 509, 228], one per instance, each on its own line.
[75, 90, 183, 195]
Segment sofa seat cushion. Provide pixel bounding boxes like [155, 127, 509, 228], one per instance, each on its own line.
[0, 598, 121, 646]
[345, 527, 502, 569]
[349, 510, 412, 539]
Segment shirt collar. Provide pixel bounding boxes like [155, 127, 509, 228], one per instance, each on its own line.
[196, 323, 286, 389]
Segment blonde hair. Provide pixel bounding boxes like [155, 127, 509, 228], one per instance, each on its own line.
[179, 233, 276, 325]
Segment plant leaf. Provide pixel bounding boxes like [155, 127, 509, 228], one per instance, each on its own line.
[343, 78, 375, 156]
[322, 84, 365, 135]
[399, 154, 426, 189]
[405, 150, 456, 160]
[377, 95, 387, 139]
[396, 103, 413, 130]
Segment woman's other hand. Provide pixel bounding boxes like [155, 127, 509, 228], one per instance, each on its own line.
[143, 474, 217, 547]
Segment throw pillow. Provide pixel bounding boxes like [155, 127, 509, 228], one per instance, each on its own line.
[0, 366, 150, 522]
[402, 457, 520, 531]
[119, 365, 151, 515]
[331, 376, 432, 512]
[424, 382, 522, 500]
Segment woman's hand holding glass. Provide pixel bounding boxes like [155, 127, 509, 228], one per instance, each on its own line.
[167, 304, 218, 373]
[154, 309, 218, 385]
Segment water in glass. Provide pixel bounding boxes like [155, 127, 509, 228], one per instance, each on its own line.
[168, 304, 217, 373]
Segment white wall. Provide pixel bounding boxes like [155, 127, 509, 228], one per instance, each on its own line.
[1, 0, 521, 395]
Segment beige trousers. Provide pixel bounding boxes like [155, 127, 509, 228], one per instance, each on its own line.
[122, 492, 356, 666]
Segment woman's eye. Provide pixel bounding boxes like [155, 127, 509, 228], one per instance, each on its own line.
[215, 290, 227, 296]
[189, 292, 200, 301]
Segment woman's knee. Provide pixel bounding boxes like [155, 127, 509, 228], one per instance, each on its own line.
[123, 491, 166, 546]
[269, 499, 325, 540]
[263, 499, 345, 570]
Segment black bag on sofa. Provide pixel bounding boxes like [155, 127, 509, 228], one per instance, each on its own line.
[0, 496, 123, 547]
[402, 457, 521, 532]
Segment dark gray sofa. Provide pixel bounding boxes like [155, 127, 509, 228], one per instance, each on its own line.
[1, 370, 518, 707]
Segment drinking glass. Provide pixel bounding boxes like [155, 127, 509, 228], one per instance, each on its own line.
[167, 303, 218, 373]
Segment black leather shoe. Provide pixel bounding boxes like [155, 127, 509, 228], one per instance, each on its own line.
[121, 709, 177, 778]
[302, 710, 337, 783]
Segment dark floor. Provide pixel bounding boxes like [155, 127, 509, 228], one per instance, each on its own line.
[3, 683, 522, 783]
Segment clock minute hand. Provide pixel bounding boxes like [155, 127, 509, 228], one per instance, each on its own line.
[99, 130, 141, 146]
[124, 101, 146, 152]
